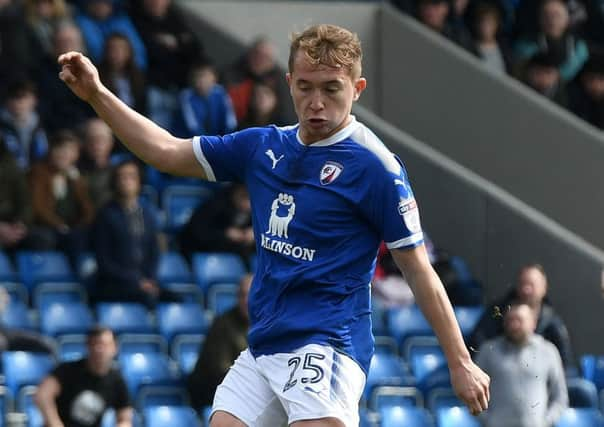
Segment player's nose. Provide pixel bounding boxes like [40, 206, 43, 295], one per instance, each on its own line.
[309, 91, 325, 110]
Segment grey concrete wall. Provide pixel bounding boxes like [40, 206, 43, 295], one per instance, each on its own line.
[378, 5, 604, 251]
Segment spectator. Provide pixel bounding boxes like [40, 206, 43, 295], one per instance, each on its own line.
[569, 52, 604, 129]
[222, 37, 293, 124]
[29, 130, 94, 263]
[521, 51, 568, 106]
[130, 0, 206, 128]
[179, 183, 254, 264]
[476, 303, 568, 427]
[469, 263, 576, 372]
[23, 0, 72, 58]
[37, 21, 95, 131]
[35, 326, 133, 427]
[78, 118, 115, 209]
[415, 0, 474, 51]
[237, 83, 288, 129]
[469, 1, 513, 74]
[0, 0, 40, 84]
[75, 0, 146, 69]
[172, 62, 237, 138]
[514, 0, 589, 82]
[187, 274, 252, 409]
[98, 32, 147, 114]
[92, 160, 174, 308]
[0, 80, 48, 171]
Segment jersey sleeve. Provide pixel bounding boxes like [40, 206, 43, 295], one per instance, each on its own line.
[361, 154, 424, 250]
[191, 127, 261, 182]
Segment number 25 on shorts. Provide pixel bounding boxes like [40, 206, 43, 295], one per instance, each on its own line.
[283, 353, 326, 392]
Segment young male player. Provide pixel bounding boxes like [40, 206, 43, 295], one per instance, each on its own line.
[58, 24, 489, 427]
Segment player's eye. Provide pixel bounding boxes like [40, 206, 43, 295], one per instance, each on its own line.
[326, 87, 340, 93]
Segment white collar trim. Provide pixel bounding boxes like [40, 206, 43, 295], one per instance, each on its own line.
[296, 116, 359, 147]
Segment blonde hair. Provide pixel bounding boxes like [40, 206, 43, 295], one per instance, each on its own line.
[288, 24, 362, 78]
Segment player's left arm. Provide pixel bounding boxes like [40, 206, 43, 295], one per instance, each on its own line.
[391, 245, 491, 415]
[115, 407, 133, 427]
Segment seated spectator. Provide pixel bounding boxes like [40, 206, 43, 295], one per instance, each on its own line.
[35, 326, 133, 427]
[0, 80, 48, 170]
[75, 0, 146, 69]
[469, 1, 513, 75]
[179, 183, 254, 264]
[237, 83, 288, 130]
[222, 37, 292, 125]
[29, 130, 94, 264]
[129, 0, 206, 128]
[414, 0, 474, 51]
[476, 303, 568, 427]
[569, 52, 604, 129]
[92, 160, 176, 308]
[514, 0, 589, 82]
[172, 62, 237, 138]
[469, 263, 576, 372]
[521, 51, 568, 106]
[187, 274, 252, 409]
[78, 118, 115, 209]
[98, 32, 147, 114]
[23, 0, 72, 58]
[37, 21, 95, 131]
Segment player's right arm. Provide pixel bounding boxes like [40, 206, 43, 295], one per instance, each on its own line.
[35, 375, 65, 427]
[57, 51, 205, 179]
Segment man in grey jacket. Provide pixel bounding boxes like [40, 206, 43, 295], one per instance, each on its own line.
[476, 303, 568, 427]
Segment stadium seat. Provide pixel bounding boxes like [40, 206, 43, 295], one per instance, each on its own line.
[0, 300, 33, 330]
[407, 339, 446, 384]
[118, 334, 168, 355]
[192, 253, 246, 292]
[96, 303, 154, 335]
[137, 386, 189, 411]
[207, 283, 238, 315]
[57, 335, 87, 362]
[33, 282, 87, 310]
[1, 281, 28, 305]
[436, 406, 481, 427]
[568, 377, 599, 408]
[40, 302, 94, 337]
[171, 334, 205, 375]
[157, 303, 209, 344]
[379, 406, 434, 427]
[0, 251, 17, 282]
[417, 365, 453, 397]
[364, 353, 413, 402]
[555, 408, 604, 427]
[118, 353, 181, 397]
[453, 306, 484, 338]
[2, 352, 54, 400]
[140, 185, 159, 208]
[75, 252, 97, 287]
[370, 385, 422, 410]
[582, 355, 604, 392]
[386, 305, 434, 352]
[202, 406, 212, 426]
[24, 390, 43, 427]
[16, 251, 75, 291]
[359, 407, 378, 427]
[160, 282, 204, 305]
[374, 336, 399, 357]
[162, 185, 213, 232]
[426, 388, 462, 412]
[0, 385, 10, 426]
[143, 405, 200, 427]
[157, 252, 193, 285]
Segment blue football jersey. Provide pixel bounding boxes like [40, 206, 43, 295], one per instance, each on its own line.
[192, 116, 423, 373]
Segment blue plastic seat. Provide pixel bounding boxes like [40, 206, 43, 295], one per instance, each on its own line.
[2, 352, 55, 400]
[157, 303, 209, 344]
[16, 251, 75, 291]
[374, 336, 399, 357]
[417, 365, 452, 397]
[380, 406, 434, 427]
[427, 388, 462, 412]
[555, 408, 604, 427]
[1, 281, 28, 305]
[386, 305, 434, 351]
[0, 385, 10, 425]
[364, 353, 412, 402]
[371, 385, 422, 410]
[75, 252, 97, 287]
[137, 387, 188, 411]
[436, 406, 481, 427]
[143, 405, 200, 427]
[171, 334, 205, 375]
[408, 341, 446, 384]
[582, 355, 604, 392]
[161, 283, 203, 305]
[57, 335, 87, 362]
[40, 302, 94, 337]
[207, 283, 238, 315]
[96, 303, 154, 335]
[192, 253, 246, 292]
[157, 252, 193, 285]
[33, 282, 87, 310]
[162, 185, 213, 232]
[0, 300, 33, 330]
[118, 353, 181, 397]
[453, 306, 484, 338]
[118, 334, 168, 355]
[0, 251, 17, 282]
[568, 377, 599, 408]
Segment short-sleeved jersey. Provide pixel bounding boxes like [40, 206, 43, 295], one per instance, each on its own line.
[193, 116, 423, 373]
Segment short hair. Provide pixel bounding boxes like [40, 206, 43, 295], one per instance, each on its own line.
[86, 325, 115, 341]
[109, 158, 142, 195]
[48, 129, 80, 150]
[4, 80, 36, 100]
[288, 24, 363, 79]
[517, 263, 548, 282]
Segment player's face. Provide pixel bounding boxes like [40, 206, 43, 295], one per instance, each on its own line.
[287, 52, 366, 144]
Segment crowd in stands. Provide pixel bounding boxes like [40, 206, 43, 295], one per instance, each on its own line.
[392, 0, 604, 129]
[0, 0, 603, 426]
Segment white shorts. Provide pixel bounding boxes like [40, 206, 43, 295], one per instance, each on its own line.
[211, 344, 366, 426]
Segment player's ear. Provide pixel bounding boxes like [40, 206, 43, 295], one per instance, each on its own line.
[353, 77, 367, 101]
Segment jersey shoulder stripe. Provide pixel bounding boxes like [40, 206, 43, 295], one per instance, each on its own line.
[349, 124, 402, 175]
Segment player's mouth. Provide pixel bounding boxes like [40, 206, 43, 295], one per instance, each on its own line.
[307, 118, 328, 128]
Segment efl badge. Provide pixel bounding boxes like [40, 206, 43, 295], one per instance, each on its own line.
[320, 161, 343, 185]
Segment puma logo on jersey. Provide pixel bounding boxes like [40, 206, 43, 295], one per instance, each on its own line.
[265, 149, 284, 169]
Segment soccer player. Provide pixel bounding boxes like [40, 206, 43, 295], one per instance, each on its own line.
[58, 24, 490, 427]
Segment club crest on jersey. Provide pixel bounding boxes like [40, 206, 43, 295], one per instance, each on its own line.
[320, 161, 343, 185]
